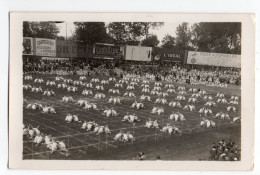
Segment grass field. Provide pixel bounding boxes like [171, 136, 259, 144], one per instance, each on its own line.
[22, 74, 241, 160]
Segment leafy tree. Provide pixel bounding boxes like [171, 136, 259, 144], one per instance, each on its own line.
[190, 23, 211, 52]
[230, 33, 241, 54]
[74, 22, 113, 45]
[56, 36, 65, 40]
[141, 34, 159, 47]
[161, 34, 176, 49]
[175, 22, 193, 51]
[107, 22, 129, 45]
[23, 21, 60, 39]
[191, 22, 241, 54]
[108, 22, 163, 45]
[139, 22, 164, 38]
[23, 21, 33, 37]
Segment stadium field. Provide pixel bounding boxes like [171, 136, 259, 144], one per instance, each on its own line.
[22, 74, 241, 160]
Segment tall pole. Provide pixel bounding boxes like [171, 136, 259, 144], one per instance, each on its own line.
[65, 22, 67, 41]
[131, 48, 134, 65]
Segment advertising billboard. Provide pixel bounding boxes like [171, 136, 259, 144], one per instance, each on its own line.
[93, 43, 122, 59]
[125, 46, 152, 61]
[186, 51, 241, 68]
[35, 38, 56, 57]
[152, 47, 184, 63]
[22, 37, 34, 55]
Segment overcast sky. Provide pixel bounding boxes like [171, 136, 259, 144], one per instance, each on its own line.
[56, 22, 194, 45]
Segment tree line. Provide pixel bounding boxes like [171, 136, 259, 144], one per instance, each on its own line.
[23, 21, 241, 54]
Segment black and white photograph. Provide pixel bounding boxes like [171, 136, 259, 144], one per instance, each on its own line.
[8, 13, 255, 170]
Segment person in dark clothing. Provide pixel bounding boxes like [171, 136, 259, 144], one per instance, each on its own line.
[137, 152, 146, 160]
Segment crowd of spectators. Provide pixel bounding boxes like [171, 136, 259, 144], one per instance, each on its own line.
[23, 56, 241, 86]
[167, 64, 241, 86]
[120, 63, 240, 86]
[23, 57, 121, 72]
[209, 139, 240, 161]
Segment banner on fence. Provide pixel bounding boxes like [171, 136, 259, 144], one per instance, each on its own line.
[23, 37, 34, 55]
[41, 57, 70, 61]
[93, 43, 122, 59]
[35, 38, 56, 57]
[125, 46, 152, 61]
[186, 51, 241, 68]
[152, 47, 184, 63]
